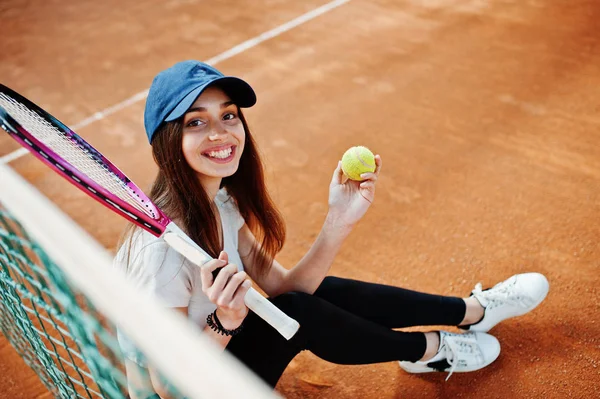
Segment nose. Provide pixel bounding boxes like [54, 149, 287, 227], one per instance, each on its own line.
[208, 121, 228, 141]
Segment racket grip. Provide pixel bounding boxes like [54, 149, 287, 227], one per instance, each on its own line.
[162, 227, 300, 340]
[244, 288, 300, 340]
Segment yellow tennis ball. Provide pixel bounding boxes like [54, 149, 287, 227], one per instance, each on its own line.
[341, 146, 376, 181]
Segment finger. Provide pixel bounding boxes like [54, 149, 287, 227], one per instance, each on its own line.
[212, 251, 229, 279]
[218, 251, 229, 262]
[218, 271, 248, 304]
[200, 258, 228, 291]
[360, 182, 375, 203]
[360, 181, 376, 191]
[210, 264, 239, 296]
[230, 279, 252, 310]
[341, 172, 349, 185]
[374, 155, 382, 176]
[359, 172, 378, 182]
[330, 161, 344, 186]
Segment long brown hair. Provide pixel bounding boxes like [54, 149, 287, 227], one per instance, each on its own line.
[123, 109, 285, 276]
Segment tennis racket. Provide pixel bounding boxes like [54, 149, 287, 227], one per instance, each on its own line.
[0, 84, 300, 340]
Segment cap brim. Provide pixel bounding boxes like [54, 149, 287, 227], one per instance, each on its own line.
[165, 76, 256, 122]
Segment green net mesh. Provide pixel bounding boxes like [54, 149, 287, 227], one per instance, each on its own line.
[0, 204, 185, 399]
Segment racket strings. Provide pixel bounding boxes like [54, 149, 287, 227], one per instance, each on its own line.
[0, 93, 155, 219]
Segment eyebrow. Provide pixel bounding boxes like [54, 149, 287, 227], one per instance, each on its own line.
[184, 101, 235, 114]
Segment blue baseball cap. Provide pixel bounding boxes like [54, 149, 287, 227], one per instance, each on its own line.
[144, 60, 256, 142]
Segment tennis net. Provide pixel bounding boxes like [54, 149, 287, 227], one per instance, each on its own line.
[0, 163, 277, 399]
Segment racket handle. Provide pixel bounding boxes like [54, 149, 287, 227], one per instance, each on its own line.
[244, 288, 300, 340]
[162, 228, 300, 340]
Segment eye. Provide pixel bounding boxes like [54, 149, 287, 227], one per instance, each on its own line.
[222, 112, 237, 121]
[186, 118, 206, 128]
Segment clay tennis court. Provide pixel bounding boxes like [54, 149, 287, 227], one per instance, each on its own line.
[1, 0, 599, 397]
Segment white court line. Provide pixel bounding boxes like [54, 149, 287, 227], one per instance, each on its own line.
[0, 0, 351, 165]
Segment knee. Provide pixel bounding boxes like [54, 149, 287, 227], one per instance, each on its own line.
[321, 276, 341, 287]
[314, 276, 344, 297]
[271, 291, 311, 310]
[270, 291, 317, 322]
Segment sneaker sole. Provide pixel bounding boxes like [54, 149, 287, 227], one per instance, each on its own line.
[399, 332, 501, 374]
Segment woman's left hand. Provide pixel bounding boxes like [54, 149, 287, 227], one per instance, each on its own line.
[327, 155, 382, 228]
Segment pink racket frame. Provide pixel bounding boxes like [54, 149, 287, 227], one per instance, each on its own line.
[0, 84, 170, 237]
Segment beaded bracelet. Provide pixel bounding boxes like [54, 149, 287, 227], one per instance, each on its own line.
[206, 310, 244, 337]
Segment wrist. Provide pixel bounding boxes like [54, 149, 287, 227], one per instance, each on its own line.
[207, 310, 245, 337]
[215, 308, 246, 330]
[324, 213, 354, 235]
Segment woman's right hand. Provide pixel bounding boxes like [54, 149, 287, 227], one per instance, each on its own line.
[200, 251, 251, 329]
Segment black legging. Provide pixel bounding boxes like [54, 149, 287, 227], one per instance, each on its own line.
[225, 276, 466, 387]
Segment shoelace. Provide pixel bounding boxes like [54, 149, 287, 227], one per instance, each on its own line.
[471, 280, 533, 309]
[441, 333, 481, 381]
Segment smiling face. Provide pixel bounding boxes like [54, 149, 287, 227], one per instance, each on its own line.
[181, 86, 246, 190]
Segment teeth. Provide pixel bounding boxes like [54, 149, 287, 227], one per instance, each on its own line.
[207, 147, 233, 159]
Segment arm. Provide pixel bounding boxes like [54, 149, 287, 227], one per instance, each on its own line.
[239, 217, 350, 296]
[241, 156, 382, 297]
[125, 240, 250, 397]
[199, 251, 251, 344]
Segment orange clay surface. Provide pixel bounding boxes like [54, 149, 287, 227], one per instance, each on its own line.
[1, 0, 599, 398]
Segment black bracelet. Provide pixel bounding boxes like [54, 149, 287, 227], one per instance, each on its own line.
[206, 310, 244, 337]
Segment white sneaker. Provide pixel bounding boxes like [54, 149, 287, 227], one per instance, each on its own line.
[398, 331, 500, 381]
[463, 273, 549, 332]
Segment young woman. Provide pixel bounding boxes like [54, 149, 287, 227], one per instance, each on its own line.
[115, 60, 549, 398]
